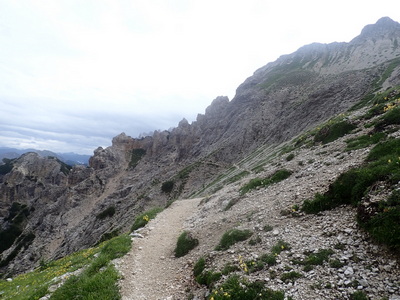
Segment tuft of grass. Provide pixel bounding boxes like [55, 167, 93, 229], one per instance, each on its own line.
[329, 259, 345, 268]
[263, 224, 274, 232]
[215, 229, 253, 251]
[271, 240, 291, 255]
[130, 207, 163, 232]
[196, 270, 222, 288]
[174, 231, 199, 258]
[280, 271, 302, 283]
[304, 249, 334, 265]
[260, 253, 277, 266]
[193, 257, 206, 277]
[239, 169, 292, 195]
[286, 153, 295, 161]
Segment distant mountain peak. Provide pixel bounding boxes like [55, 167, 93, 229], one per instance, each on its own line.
[353, 17, 400, 42]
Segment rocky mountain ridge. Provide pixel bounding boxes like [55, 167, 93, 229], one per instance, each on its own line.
[0, 17, 400, 278]
[0, 148, 91, 166]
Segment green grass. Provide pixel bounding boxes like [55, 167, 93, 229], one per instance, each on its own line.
[314, 120, 356, 144]
[50, 234, 131, 300]
[174, 231, 199, 258]
[239, 169, 292, 195]
[345, 132, 386, 151]
[130, 207, 163, 232]
[292, 249, 334, 271]
[0, 234, 131, 300]
[215, 229, 253, 251]
[208, 275, 285, 300]
[374, 106, 400, 131]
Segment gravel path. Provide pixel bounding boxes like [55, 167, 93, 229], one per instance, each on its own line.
[117, 198, 202, 300]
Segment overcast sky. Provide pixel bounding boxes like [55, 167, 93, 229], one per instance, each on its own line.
[0, 0, 399, 154]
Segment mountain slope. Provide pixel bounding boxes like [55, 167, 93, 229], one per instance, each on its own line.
[0, 17, 400, 279]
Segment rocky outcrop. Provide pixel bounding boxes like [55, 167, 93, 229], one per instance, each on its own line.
[1, 17, 400, 276]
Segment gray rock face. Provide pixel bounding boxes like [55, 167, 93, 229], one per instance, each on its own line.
[1, 17, 400, 275]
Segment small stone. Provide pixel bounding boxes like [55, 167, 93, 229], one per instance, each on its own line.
[272, 229, 280, 236]
[344, 267, 354, 276]
[6, 278, 12, 282]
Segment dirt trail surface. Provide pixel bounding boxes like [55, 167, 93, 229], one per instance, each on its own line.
[117, 198, 202, 300]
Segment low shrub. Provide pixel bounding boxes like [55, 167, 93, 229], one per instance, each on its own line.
[161, 180, 174, 193]
[174, 231, 199, 258]
[131, 207, 163, 232]
[215, 229, 253, 251]
[96, 206, 116, 220]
